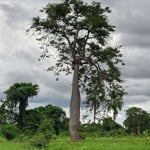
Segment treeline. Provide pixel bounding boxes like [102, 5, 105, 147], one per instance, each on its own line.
[0, 103, 150, 141]
[0, 82, 150, 143]
[80, 107, 150, 137]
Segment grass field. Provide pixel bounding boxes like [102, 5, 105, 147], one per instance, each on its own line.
[0, 136, 150, 150]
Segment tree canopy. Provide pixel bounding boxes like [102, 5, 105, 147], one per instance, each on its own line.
[124, 107, 150, 135]
[4, 82, 39, 129]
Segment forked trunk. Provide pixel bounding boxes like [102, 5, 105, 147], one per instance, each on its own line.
[69, 62, 80, 141]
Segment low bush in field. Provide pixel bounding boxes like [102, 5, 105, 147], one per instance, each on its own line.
[30, 119, 55, 149]
[30, 133, 49, 149]
[0, 124, 20, 140]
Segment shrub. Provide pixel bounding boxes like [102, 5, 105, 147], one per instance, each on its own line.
[30, 133, 48, 149]
[143, 129, 150, 136]
[38, 119, 55, 141]
[0, 124, 20, 140]
[30, 119, 55, 149]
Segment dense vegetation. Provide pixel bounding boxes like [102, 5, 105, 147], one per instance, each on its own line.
[0, 87, 150, 149]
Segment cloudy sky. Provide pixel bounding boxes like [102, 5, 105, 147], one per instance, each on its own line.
[0, 0, 150, 124]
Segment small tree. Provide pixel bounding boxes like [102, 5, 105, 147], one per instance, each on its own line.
[28, 0, 125, 140]
[4, 83, 39, 129]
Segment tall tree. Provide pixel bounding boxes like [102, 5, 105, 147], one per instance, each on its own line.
[28, 0, 125, 140]
[4, 82, 39, 129]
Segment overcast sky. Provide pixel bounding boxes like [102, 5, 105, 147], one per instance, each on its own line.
[0, 0, 150, 124]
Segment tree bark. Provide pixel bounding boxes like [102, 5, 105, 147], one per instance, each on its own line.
[93, 102, 96, 123]
[69, 61, 80, 141]
[137, 124, 140, 135]
[19, 100, 26, 129]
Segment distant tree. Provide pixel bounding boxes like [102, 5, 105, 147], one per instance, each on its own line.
[28, 0, 125, 140]
[123, 107, 150, 135]
[4, 83, 39, 129]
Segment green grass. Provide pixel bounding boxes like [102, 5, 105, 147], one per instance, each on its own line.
[0, 136, 150, 150]
[49, 136, 150, 150]
[0, 142, 28, 150]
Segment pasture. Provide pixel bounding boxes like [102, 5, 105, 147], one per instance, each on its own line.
[0, 136, 149, 150]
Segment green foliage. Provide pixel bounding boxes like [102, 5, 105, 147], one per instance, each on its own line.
[79, 117, 127, 138]
[0, 124, 20, 140]
[38, 119, 55, 141]
[143, 129, 150, 136]
[102, 117, 122, 131]
[4, 82, 39, 129]
[30, 119, 56, 150]
[4, 83, 39, 106]
[35, 105, 67, 135]
[124, 107, 150, 135]
[23, 109, 42, 135]
[79, 122, 102, 135]
[30, 133, 49, 149]
[23, 104, 68, 137]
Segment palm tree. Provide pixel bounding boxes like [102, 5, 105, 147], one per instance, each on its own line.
[105, 98, 123, 120]
[4, 82, 39, 129]
[104, 82, 125, 120]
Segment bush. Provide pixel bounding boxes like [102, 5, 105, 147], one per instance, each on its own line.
[38, 119, 55, 141]
[0, 124, 20, 140]
[30, 133, 48, 149]
[29, 119, 55, 149]
[143, 130, 150, 136]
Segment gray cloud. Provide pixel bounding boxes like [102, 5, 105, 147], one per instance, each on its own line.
[0, 0, 150, 125]
[0, 2, 30, 29]
[99, 0, 150, 50]
[122, 48, 150, 79]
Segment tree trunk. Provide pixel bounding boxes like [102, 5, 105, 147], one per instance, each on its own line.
[69, 62, 80, 141]
[93, 102, 96, 123]
[137, 124, 140, 135]
[19, 100, 26, 129]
